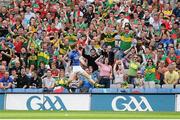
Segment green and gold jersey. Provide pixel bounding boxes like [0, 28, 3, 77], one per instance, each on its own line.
[145, 65, 157, 82]
[101, 32, 117, 47]
[28, 53, 37, 67]
[56, 77, 69, 87]
[60, 44, 71, 55]
[64, 32, 77, 46]
[119, 32, 134, 51]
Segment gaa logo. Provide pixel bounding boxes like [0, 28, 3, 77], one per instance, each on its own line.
[112, 96, 153, 111]
[26, 96, 67, 110]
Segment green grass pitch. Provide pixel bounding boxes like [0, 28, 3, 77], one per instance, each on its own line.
[0, 111, 180, 119]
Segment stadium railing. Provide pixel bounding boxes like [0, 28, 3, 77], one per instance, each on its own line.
[0, 88, 180, 93]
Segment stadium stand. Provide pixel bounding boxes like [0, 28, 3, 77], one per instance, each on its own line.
[0, 0, 179, 93]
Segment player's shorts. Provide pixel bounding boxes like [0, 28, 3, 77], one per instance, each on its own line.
[72, 66, 85, 74]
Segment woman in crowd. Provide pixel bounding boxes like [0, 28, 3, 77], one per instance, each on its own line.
[95, 55, 112, 88]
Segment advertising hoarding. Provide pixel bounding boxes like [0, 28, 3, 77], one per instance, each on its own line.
[6, 94, 90, 110]
[91, 94, 175, 111]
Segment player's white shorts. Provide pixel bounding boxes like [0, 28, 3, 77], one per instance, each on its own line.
[72, 66, 85, 74]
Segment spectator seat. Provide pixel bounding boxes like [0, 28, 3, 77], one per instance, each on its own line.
[155, 84, 161, 88]
[162, 84, 174, 88]
[175, 84, 180, 88]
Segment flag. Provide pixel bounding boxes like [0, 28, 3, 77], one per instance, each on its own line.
[37, 51, 50, 65]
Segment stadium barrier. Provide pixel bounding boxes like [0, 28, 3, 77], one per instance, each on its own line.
[176, 95, 180, 111]
[0, 93, 179, 111]
[91, 94, 175, 111]
[5, 94, 90, 110]
[0, 94, 5, 110]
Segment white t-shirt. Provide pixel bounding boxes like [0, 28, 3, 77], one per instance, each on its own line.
[42, 77, 55, 88]
[24, 12, 36, 22]
[114, 71, 124, 84]
[116, 18, 129, 28]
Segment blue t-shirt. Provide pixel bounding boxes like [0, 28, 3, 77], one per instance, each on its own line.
[160, 39, 173, 48]
[175, 49, 180, 56]
[69, 50, 80, 66]
[79, 75, 93, 88]
[0, 77, 13, 87]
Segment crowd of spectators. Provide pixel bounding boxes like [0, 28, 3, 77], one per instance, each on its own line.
[0, 0, 179, 93]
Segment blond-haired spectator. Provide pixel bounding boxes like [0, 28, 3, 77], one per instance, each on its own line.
[164, 64, 179, 85]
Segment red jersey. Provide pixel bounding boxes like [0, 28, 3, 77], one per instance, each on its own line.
[13, 41, 23, 53]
